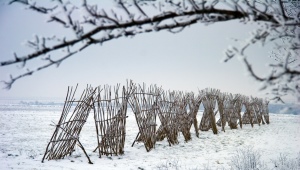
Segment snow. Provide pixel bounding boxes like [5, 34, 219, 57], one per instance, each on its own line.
[0, 102, 299, 170]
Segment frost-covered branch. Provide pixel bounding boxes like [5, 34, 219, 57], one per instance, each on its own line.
[223, 1, 300, 102]
[1, 0, 278, 67]
[1, 0, 299, 102]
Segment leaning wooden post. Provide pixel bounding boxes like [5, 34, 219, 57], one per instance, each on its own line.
[252, 97, 262, 126]
[217, 92, 226, 132]
[227, 94, 242, 129]
[258, 98, 266, 125]
[235, 95, 244, 129]
[192, 92, 203, 137]
[202, 88, 219, 135]
[263, 99, 270, 124]
[242, 97, 255, 127]
[92, 82, 133, 158]
[42, 85, 96, 164]
[224, 93, 235, 129]
[176, 92, 193, 142]
[156, 90, 179, 145]
[128, 83, 161, 152]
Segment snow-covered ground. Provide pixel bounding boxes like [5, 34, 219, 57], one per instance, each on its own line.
[0, 102, 299, 170]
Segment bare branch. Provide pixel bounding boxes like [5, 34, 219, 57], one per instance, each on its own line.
[2, 43, 90, 89]
[9, 0, 57, 14]
[2, 0, 299, 102]
[0, 7, 278, 67]
[133, 0, 148, 18]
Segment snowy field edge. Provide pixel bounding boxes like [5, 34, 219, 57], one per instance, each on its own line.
[0, 104, 299, 170]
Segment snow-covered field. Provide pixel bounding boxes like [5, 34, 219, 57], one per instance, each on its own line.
[0, 101, 299, 170]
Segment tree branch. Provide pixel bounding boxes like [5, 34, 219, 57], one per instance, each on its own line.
[1, 4, 278, 67]
[1, 0, 299, 102]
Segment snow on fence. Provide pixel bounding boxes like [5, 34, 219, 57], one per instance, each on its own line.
[199, 88, 219, 134]
[42, 85, 96, 164]
[175, 92, 193, 141]
[216, 92, 226, 132]
[156, 90, 180, 145]
[128, 84, 161, 152]
[233, 95, 243, 129]
[187, 92, 203, 138]
[42, 82, 270, 164]
[92, 84, 132, 158]
[242, 97, 257, 127]
[225, 93, 240, 129]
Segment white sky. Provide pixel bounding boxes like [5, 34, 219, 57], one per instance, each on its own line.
[0, 1, 295, 103]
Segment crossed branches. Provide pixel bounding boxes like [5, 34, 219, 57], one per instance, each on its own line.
[1, 0, 299, 102]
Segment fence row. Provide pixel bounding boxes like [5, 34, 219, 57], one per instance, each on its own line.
[42, 82, 269, 164]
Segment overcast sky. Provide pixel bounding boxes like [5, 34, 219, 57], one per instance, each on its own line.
[0, 1, 295, 103]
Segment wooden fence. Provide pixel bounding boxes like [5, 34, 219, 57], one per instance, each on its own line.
[42, 82, 270, 163]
